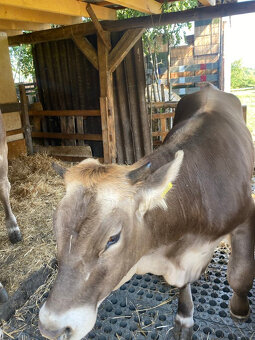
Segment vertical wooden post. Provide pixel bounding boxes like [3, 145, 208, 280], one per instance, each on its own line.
[19, 84, 33, 155]
[242, 105, 247, 123]
[97, 32, 116, 164]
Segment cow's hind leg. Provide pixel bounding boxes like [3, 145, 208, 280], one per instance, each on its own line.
[0, 282, 8, 304]
[227, 217, 255, 319]
[173, 284, 193, 340]
[0, 178, 21, 243]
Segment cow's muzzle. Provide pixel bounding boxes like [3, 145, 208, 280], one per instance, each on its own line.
[38, 320, 72, 340]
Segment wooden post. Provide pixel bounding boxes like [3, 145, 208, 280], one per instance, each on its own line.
[97, 31, 116, 164]
[19, 84, 33, 155]
[242, 105, 247, 123]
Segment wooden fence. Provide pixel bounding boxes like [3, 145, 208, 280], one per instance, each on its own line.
[148, 100, 247, 148]
[148, 101, 177, 148]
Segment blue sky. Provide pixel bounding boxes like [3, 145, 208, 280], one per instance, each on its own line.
[228, 12, 255, 68]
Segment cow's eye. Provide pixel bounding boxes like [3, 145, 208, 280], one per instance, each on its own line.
[106, 231, 121, 250]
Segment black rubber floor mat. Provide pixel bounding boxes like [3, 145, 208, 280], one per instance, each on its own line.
[4, 248, 255, 339]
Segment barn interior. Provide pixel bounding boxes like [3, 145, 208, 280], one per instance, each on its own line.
[0, 0, 255, 339]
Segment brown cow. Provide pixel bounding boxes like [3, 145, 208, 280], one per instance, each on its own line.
[39, 84, 255, 340]
[0, 111, 22, 303]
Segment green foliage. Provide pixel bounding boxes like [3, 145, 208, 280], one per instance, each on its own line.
[231, 59, 255, 89]
[9, 44, 35, 83]
[117, 0, 197, 55]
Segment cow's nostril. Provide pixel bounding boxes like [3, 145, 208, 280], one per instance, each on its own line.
[38, 320, 71, 340]
[65, 327, 72, 337]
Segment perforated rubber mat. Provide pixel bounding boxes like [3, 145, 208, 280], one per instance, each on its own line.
[4, 248, 255, 339]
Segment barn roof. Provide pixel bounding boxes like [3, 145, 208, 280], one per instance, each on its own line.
[1, 0, 217, 36]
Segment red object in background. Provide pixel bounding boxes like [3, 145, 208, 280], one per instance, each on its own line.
[200, 64, 206, 70]
[200, 75, 207, 82]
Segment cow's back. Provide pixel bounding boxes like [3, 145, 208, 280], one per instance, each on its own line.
[147, 85, 254, 240]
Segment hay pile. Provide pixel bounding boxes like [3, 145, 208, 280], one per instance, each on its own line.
[0, 153, 67, 295]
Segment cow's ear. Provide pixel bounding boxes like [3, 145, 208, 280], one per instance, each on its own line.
[136, 150, 184, 220]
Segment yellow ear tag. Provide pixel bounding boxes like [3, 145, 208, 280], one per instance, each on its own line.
[161, 182, 173, 198]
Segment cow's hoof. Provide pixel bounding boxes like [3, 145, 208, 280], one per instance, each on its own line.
[0, 286, 8, 304]
[8, 227, 22, 244]
[173, 323, 193, 340]
[229, 296, 250, 321]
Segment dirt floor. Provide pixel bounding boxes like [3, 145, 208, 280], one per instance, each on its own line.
[0, 154, 67, 295]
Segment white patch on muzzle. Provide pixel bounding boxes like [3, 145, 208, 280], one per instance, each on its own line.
[39, 302, 97, 340]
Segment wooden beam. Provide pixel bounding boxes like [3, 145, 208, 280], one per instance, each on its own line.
[0, 19, 50, 31]
[29, 109, 101, 117]
[19, 84, 33, 155]
[151, 113, 175, 119]
[0, 102, 21, 113]
[72, 35, 99, 70]
[86, 3, 111, 51]
[8, 1, 255, 46]
[0, 0, 117, 20]
[98, 32, 116, 163]
[3, 30, 23, 36]
[109, 28, 145, 73]
[32, 131, 102, 141]
[199, 0, 216, 6]
[0, 5, 78, 25]
[112, 0, 161, 14]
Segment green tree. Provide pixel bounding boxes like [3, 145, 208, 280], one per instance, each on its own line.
[231, 59, 255, 89]
[117, 0, 197, 54]
[9, 44, 35, 83]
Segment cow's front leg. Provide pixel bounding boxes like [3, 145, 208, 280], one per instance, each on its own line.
[0, 282, 8, 304]
[227, 217, 255, 319]
[173, 284, 193, 340]
[0, 178, 21, 244]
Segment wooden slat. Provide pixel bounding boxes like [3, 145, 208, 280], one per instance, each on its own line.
[109, 28, 145, 73]
[149, 101, 178, 109]
[152, 131, 168, 137]
[7, 139, 26, 159]
[0, 102, 21, 113]
[111, 0, 161, 14]
[32, 132, 102, 141]
[0, 0, 116, 20]
[6, 128, 23, 136]
[72, 35, 99, 70]
[28, 110, 101, 117]
[152, 113, 175, 119]
[9, 2, 255, 46]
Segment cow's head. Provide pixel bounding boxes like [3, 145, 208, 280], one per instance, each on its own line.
[39, 151, 184, 340]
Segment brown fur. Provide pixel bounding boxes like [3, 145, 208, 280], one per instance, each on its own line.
[39, 85, 255, 340]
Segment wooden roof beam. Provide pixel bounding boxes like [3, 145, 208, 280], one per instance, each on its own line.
[0, 19, 50, 31]
[199, 0, 216, 6]
[111, 0, 161, 14]
[72, 35, 99, 70]
[0, 0, 117, 20]
[3, 29, 23, 36]
[8, 1, 255, 46]
[109, 28, 145, 72]
[86, 3, 111, 51]
[0, 5, 79, 25]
